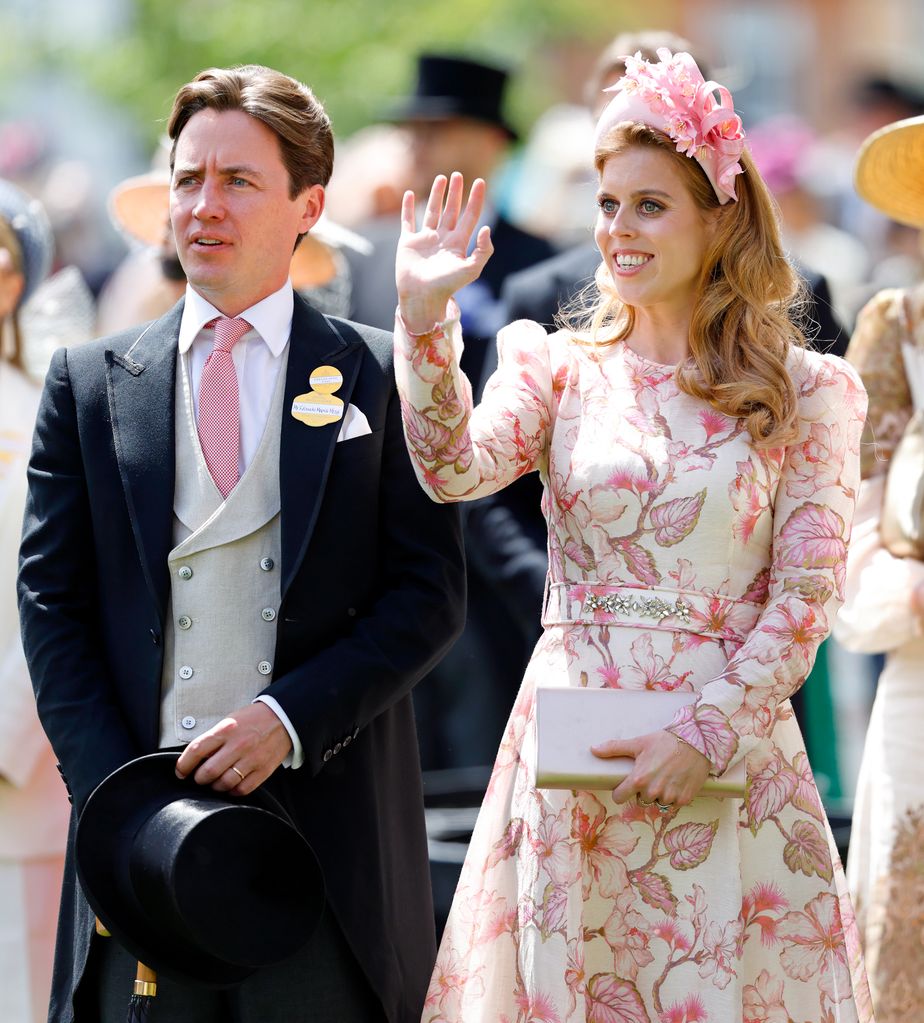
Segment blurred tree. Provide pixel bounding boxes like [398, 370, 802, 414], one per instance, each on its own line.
[38, 0, 652, 145]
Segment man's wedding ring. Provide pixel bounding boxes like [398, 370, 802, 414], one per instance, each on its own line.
[231, 766, 245, 783]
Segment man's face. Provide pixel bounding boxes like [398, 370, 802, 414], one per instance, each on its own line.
[170, 108, 323, 316]
[406, 118, 506, 198]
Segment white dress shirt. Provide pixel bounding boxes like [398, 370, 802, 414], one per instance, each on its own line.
[177, 282, 304, 768]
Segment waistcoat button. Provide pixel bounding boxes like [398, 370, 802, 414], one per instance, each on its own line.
[261, 608, 276, 622]
[260, 557, 275, 571]
[178, 665, 194, 680]
[257, 660, 273, 675]
[178, 566, 193, 580]
[181, 716, 196, 729]
[177, 615, 192, 630]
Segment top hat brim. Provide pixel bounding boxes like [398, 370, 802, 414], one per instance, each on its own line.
[387, 97, 518, 141]
[855, 114, 924, 228]
[76, 753, 325, 988]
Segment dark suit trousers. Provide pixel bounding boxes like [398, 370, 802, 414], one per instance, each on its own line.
[80, 905, 386, 1022]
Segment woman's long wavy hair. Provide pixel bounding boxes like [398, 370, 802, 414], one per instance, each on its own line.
[561, 122, 805, 448]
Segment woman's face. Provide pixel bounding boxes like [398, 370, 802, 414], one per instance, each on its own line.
[594, 145, 717, 322]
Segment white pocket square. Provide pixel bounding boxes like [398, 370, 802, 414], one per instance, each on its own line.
[336, 403, 372, 442]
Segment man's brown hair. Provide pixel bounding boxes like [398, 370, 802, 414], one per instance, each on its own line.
[167, 64, 334, 196]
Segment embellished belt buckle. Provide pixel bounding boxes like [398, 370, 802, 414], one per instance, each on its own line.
[583, 591, 692, 624]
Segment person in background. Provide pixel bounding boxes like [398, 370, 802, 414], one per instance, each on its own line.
[324, 124, 413, 230]
[0, 178, 71, 1023]
[351, 52, 555, 390]
[746, 115, 868, 353]
[96, 169, 186, 334]
[351, 53, 557, 778]
[836, 112, 924, 1023]
[803, 73, 924, 296]
[393, 48, 872, 1022]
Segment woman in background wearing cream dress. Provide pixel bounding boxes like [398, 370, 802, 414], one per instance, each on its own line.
[0, 179, 72, 1023]
[837, 113, 924, 1023]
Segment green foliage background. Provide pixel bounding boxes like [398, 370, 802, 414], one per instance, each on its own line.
[1, 0, 672, 143]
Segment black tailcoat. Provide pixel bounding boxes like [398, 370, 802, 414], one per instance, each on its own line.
[18, 295, 465, 1023]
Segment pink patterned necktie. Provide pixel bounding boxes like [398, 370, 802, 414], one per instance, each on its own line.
[197, 316, 250, 498]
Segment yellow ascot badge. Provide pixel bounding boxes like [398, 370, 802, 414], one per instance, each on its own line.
[291, 365, 344, 427]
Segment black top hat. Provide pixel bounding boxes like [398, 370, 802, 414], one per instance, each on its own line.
[76, 753, 325, 988]
[390, 53, 519, 140]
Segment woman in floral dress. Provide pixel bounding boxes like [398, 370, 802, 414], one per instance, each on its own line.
[394, 51, 873, 1023]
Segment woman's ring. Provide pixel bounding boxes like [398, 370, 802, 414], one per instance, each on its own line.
[637, 796, 655, 806]
[231, 766, 245, 783]
[656, 801, 672, 813]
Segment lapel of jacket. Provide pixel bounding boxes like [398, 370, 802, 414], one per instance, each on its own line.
[105, 303, 182, 625]
[280, 295, 365, 599]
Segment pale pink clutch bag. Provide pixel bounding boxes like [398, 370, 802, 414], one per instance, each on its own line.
[534, 687, 747, 797]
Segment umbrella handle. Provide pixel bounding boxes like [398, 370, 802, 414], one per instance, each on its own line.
[134, 962, 157, 997]
[95, 920, 157, 1003]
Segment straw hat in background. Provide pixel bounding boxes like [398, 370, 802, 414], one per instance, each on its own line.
[855, 114, 924, 227]
[109, 170, 172, 250]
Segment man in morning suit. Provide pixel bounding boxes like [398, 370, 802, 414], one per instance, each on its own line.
[18, 64, 464, 1023]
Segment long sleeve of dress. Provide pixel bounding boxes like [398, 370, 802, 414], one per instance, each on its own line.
[834, 283, 924, 652]
[834, 474, 924, 653]
[847, 287, 914, 479]
[394, 307, 555, 502]
[666, 353, 868, 773]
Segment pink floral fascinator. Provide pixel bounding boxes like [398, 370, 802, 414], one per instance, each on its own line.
[594, 48, 746, 204]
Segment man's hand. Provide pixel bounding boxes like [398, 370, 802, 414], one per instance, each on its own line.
[175, 702, 293, 795]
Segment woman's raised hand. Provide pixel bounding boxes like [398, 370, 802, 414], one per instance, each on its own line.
[396, 172, 494, 334]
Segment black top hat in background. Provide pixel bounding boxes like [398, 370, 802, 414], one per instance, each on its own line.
[76, 753, 325, 988]
[389, 53, 519, 141]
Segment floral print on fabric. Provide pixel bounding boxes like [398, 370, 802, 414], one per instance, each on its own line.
[847, 285, 924, 480]
[394, 314, 873, 1022]
[857, 805, 924, 1021]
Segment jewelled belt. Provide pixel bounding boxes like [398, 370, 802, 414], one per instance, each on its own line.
[541, 582, 763, 644]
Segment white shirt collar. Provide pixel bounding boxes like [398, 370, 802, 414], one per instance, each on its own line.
[177, 281, 294, 356]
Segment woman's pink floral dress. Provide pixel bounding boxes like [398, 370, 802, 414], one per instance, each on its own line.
[394, 311, 874, 1023]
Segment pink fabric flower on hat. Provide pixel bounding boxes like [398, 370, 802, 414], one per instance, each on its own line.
[595, 48, 746, 204]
